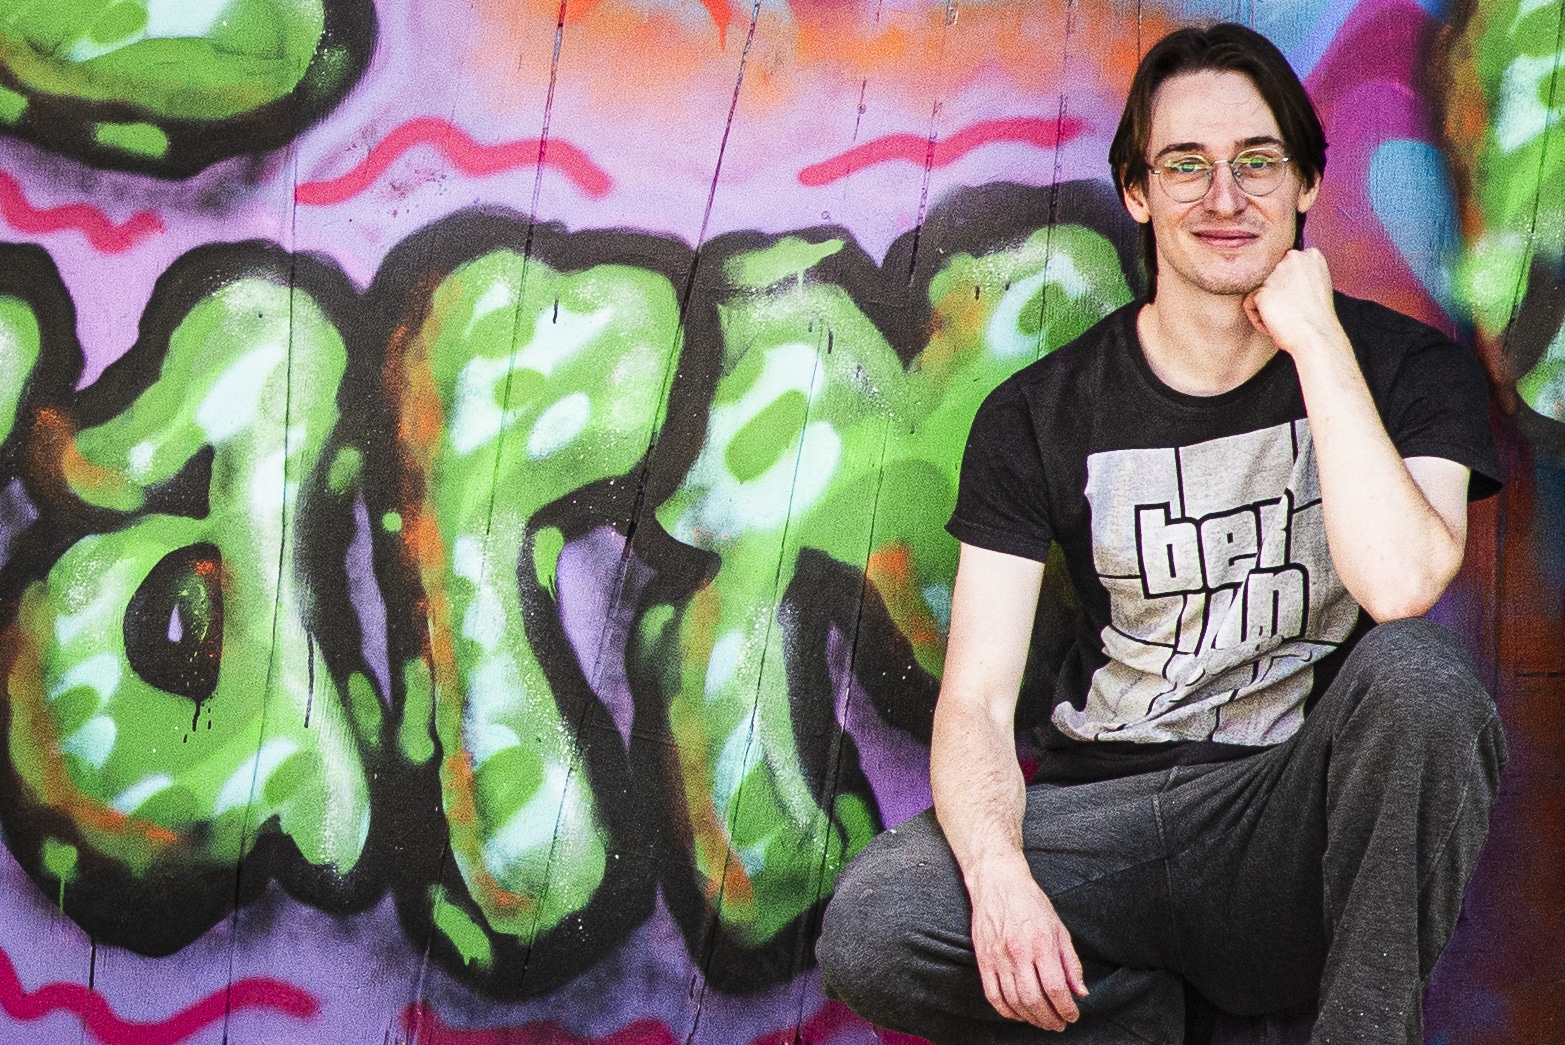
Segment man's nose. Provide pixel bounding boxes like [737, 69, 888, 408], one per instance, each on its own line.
[1203, 161, 1247, 213]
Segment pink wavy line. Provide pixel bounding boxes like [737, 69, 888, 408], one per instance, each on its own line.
[295, 117, 614, 206]
[0, 943, 318, 1045]
[799, 115, 1086, 187]
[0, 170, 163, 253]
[403, 1005, 678, 1045]
[401, 999, 929, 1045]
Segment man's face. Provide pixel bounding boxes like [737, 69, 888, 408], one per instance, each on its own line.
[1122, 69, 1319, 299]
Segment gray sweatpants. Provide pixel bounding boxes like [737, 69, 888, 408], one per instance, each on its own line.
[817, 618, 1506, 1045]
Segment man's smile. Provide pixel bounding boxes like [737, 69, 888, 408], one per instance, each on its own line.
[1190, 227, 1261, 248]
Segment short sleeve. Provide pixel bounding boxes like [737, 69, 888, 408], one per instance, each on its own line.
[945, 379, 1055, 560]
[1380, 326, 1503, 501]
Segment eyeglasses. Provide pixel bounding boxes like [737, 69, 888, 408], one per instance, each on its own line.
[1149, 149, 1292, 203]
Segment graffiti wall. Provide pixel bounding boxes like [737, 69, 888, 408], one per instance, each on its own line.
[0, 0, 1561, 1042]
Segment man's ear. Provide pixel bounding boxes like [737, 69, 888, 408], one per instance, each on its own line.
[1123, 179, 1151, 224]
[1296, 176, 1320, 215]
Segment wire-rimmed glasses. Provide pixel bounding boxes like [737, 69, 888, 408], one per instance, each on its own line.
[1150, 149, 1292, 203]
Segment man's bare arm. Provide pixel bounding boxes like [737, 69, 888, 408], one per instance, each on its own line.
[1246, 250, 1471, 620]
[932, 543, 1087, 1031]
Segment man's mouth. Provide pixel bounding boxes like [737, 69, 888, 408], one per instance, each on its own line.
[1191, 229, 1259, 247]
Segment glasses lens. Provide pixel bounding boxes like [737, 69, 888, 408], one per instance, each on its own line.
[1159, 158, 1212, 203]
[1233, 151, 1285, 196]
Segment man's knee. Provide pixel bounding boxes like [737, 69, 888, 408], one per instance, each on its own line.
[817, 811, 967, 1016]
[1338, 618, 1497, 742]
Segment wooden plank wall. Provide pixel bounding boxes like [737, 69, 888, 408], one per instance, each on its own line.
[0, 1, 1560, 1042]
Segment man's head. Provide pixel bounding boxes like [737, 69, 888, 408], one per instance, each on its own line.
[1108, 24, 1327, 299]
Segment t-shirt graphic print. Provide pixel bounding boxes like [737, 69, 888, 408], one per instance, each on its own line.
[1059, 419, 1360, 746]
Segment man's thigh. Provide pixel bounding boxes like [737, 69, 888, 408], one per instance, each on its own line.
[1152, 754, 1329, 1014]
[821, 787, 1187, 1043]
[1017, 773, 1181, 973]
[1153, 620, 1502, 1016]
[828, 771, 1182, 970]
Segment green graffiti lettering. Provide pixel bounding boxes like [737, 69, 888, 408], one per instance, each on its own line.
[92, 119, 169, 158]
[647, 226, 1130, 945]
[1451, 0, 1565, 366]
[0, 0, 324, 121]
[391, 249, 680, 942]
[1518, 320, 1565, 418]
[0, 206, 1135, 982]
[0, 85, 24, 123]
[430, 885, 496, 972]
[0, 0, 374, 176]
[7, 275, 370, 875]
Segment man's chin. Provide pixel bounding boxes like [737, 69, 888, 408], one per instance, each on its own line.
[1186, 267, 1269, 297]
[1157, 254, 1276, 298]
[1204, 277, 1267, 296]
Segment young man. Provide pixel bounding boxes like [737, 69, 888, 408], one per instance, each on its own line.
[817, 23, 1505, 1045]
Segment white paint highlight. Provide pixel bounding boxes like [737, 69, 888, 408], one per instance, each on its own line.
[448, 305, 613, 456]
[986, 253, 1086, 358]
[671, 342, 844, 542]
[461, 584, 506, 650]
[62, 716, 117, 770]
[704, 630, 745, 700]
[146, 0, 232, 38]
[482, 761, 593, 884]
[197, 343, 286, 443]
[127, 441, 157, 480]
[214, 738, 299, 815]
[112, 774, 174, 815]
[712, 726, 763, 819]
[526, 392, 592, 460]
[463, 280, 519, 339]
[468, 723, 521, 767]
[1495, 51, 1565, 153]
[47, 652, 122, 706]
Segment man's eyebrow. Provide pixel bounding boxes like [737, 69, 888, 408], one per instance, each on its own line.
[1152, 142, 1206, 161]
[1151, 135, 1286, 161]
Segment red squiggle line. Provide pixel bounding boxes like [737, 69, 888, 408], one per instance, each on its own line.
[0, 943, 318, 1045]
[403, 1005, 679, 1045]
[401, 999, 925, 1045]
[0, 171, 163, 253]
[799, 116, 1086, 187]
[295, 117, 614, 206]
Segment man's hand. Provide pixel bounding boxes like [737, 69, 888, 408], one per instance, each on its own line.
[968, 857, 1088, 1030]
[1242, 248, 1345, 358]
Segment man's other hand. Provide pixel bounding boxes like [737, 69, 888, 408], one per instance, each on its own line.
[969, 857, 1089, 1030]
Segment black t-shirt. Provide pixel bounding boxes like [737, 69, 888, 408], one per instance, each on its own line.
[947, 293, 1503, 785]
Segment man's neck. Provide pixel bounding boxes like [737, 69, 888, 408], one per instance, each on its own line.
[1136, 284, 1277, 397]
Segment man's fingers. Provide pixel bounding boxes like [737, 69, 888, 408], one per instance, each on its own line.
[1242, 292, 1270, 338]
[1036, 957, 1080, 1026]
[1010, 956, 1067, 1031]
[982, 963, 1019, 1021]
[1061, 935, 1089, 997]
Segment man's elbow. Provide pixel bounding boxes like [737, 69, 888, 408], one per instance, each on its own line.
[1360, 590, 1441, 623]
[1355, 547, 1464, 622]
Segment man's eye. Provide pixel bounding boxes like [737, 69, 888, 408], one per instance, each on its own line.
[1166, 159, 1209, 175]
[1235, 154, 1280, 172]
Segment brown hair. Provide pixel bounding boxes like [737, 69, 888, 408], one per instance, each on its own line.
[1108, 23, 1328, 296]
